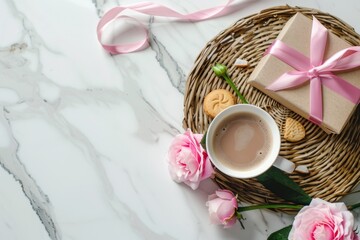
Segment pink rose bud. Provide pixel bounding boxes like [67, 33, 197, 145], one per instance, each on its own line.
[206, 189, 238, 228]
[289, 198, 359, 240]
[167, 129, 214, 190]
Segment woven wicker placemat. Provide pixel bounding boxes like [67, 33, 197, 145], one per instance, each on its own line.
[183, 5, 360, 209]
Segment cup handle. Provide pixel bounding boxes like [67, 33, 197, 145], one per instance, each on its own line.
[273, 156, 295, 174]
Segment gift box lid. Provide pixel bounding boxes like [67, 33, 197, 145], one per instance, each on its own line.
[248, 13, 360, 134]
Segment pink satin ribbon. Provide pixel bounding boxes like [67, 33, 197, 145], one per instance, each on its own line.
[97, 1, 234, 54]
[266, 17, 360, 125]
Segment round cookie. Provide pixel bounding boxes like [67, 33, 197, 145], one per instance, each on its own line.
[284, 117, 306, 142]
[203, 89, 236, 118]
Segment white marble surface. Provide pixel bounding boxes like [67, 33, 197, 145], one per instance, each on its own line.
[0, 0, 359, 239]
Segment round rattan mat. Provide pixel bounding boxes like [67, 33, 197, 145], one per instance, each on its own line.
[183, 5, 360, 209]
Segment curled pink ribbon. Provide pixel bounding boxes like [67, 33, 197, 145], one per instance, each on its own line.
[266, 17, 360, 125]
[97, 1, 233, 54]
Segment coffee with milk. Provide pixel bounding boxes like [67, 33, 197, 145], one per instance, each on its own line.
[212, 112, 272, 171]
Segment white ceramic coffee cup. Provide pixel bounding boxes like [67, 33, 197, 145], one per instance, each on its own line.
[206, 104, 295, 178]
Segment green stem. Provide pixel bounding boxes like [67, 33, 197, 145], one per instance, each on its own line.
[212, 63, 248, 104]
[348, 202, 360, 211]
[237, 204, 303, 213]
[223, 74, 248, 104]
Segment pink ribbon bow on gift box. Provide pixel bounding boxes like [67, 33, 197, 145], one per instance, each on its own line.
[265, 16, 360, 125]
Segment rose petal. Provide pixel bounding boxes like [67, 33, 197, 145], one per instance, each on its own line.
[206, 198, 223, 213]
[313, 224, 334, 240]
[186, 180, 199, 190]
[215, 189, 235, 200]
[351, 234, 357, 240]
[200, 156, 214, 180]
[207, 194, 218, 202]
[209, 212, 222, 225]
[182, 153, 199, 174]
[290, 198, 357, 240]
[167, 129, 212, 189]
[217, 201, 236, 222]
[223, 216, 237, 228]
[231, 197, 238, 209]
[193, 133, 204, 144]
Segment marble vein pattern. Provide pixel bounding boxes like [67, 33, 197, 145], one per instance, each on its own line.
[0, 0, 359, 239]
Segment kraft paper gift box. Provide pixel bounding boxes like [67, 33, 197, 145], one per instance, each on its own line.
[248, 13, 360, 134]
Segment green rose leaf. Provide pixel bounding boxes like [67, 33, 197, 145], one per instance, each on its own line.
[257, 166, 312, 205]
[200, 131, 207, 151]
[267, 225, 292, 240]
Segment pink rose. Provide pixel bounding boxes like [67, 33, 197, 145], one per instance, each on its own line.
[289, 198, 359, 240]
[206, 189, 238, 228]
[168, 129, 214, 190]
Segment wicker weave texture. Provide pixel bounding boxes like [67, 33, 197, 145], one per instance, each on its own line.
[183, 6, 360, 209]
